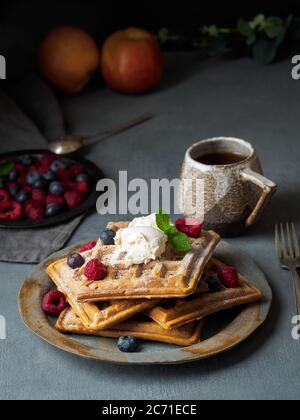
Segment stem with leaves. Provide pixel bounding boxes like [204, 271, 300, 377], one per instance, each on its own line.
[158, 14, 300, 64]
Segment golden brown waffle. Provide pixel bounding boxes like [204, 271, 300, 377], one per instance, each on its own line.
[46, 261, 159, 330]
[147, 258, 263, 329]
[56, 308, 204, 346]
[61, 221, 220, 302]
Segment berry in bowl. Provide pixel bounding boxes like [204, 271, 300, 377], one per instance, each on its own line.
[0, 150, 102, 228]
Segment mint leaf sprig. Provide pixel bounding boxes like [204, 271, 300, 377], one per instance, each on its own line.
[0, 160, 13, 188]
[156, 209, 192, 252]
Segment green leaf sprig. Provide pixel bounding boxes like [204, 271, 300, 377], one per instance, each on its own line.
[156, 209, 192, 252]
[0, 160, 13, 188]
[157, 14, 300, 64]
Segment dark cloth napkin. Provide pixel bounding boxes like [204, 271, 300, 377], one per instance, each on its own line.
[0, 81, 83, 263]
[0, 216, 84, 263]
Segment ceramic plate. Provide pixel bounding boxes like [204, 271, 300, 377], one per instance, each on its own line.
[0, 149, 103, 229]
[19, 241, 272, 365]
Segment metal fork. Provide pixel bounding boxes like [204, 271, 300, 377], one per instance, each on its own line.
[275, 223, 300, 317]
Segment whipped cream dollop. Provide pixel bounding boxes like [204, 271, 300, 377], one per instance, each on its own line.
[128, 213, 159, 229]
[114, 214, 167, 266]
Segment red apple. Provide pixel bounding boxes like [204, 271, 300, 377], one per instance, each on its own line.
[101, 27, 164, 94]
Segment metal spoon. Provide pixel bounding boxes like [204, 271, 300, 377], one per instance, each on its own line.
[49, 112, 155, 155]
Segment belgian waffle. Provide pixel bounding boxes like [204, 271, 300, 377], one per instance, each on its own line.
[146, 258, 263, 329]
[46, 259, 159, 331]
[56, 308, 204, 346]
[53, 221, 220, 302]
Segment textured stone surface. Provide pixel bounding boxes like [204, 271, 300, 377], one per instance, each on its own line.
[0, 53, 300, 400]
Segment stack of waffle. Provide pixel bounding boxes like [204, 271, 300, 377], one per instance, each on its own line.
[46, 222, 262, 346]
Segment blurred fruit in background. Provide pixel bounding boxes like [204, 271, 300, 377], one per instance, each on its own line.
[39, 26, 100, 94]
[101, 27, 164, 94]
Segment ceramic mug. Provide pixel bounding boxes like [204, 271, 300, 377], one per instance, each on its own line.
[178, 137, 277, 237]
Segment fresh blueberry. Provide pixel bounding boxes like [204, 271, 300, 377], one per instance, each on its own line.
[50, 160, 67, 172]
[32, 179, 48, 190]
[16, 156, 32, 166]
[9, 185, 20, 198]
[207, 276, 222, 293]
[49, 181, 64, 196]
[117, 336, 140, 353]
[45, 203, 63, 218]
[8, 169, 20, 182]
[67, 253, 85, 269]
[76, 174, 89, 182]
[100, 229, 116, 245]
[16, 190, 31, 203]
[43, 170, 57, 183]
[26, 171, 41, 186]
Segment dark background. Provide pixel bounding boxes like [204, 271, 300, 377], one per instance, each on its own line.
[2, 1, 300, 38]
[2, 0, 300, 35]
[1, 0, 300, 79]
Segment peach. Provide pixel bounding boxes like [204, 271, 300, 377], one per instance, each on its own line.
[39, 26, 100, 94]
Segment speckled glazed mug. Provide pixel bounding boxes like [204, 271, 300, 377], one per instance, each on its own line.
[178, 137, 277, 237]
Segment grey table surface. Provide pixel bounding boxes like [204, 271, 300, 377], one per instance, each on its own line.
[0, 53, 300, 400]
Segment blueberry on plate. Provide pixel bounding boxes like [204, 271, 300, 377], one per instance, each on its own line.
[43, 170, 57, 183]
[32, 179, 48, 190]
[8, 169, 20, 182]
[9, 185, 20, 198]
[50, 160, 67, 172]
[26, 171, 41, 186]
[117, 336, 140, 353]
[49, 181, 65, 196]
[16, 155, 32, 166]
[207, 276, 222, 293]
[67, 253, 85, 269]
[100, 229, 116, 245]
[16, 190, 31, 203]
[45, 203, 63, 217]
[76, 174, 89, 182]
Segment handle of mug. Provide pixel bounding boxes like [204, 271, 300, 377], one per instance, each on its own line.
[241, 168, 277, 227]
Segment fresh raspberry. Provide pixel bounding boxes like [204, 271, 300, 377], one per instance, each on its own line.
[42, 290, 67, 317]
[46, 194, 66, 207]
[218, 266, 240, 289]
[0, 189, 11, 210]
[84, 259, 107, 281]
[56, 168, 72, 183]
[14, 163, 26, 176]
[76, 181, 90, 196]
[17, 176, 27, 187]
[40, 153, 56, 167]
[0, 200, 23, 221]
[31, 189, 47, 204]
[69, 165, 85, 177]
[66, 181, 77, 191]
[23, 185, 33, 194]
[28, 165, 38, 173]
[175, 217, 203, 238]
[24, 200, 39, 216]
[27, 204, 45, 221]
[38, 165, 50, 175]
[80, 241, 97, 253]
[64, 190, 83, 209]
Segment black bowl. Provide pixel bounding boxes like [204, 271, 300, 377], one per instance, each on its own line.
[0, 149, 104, 229]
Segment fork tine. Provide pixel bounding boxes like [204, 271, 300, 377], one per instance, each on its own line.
[291, 223, 300, 258]
[286, 223, 295, 258]
[280, 223, 288, 259]
[275, 224, 282, 260]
